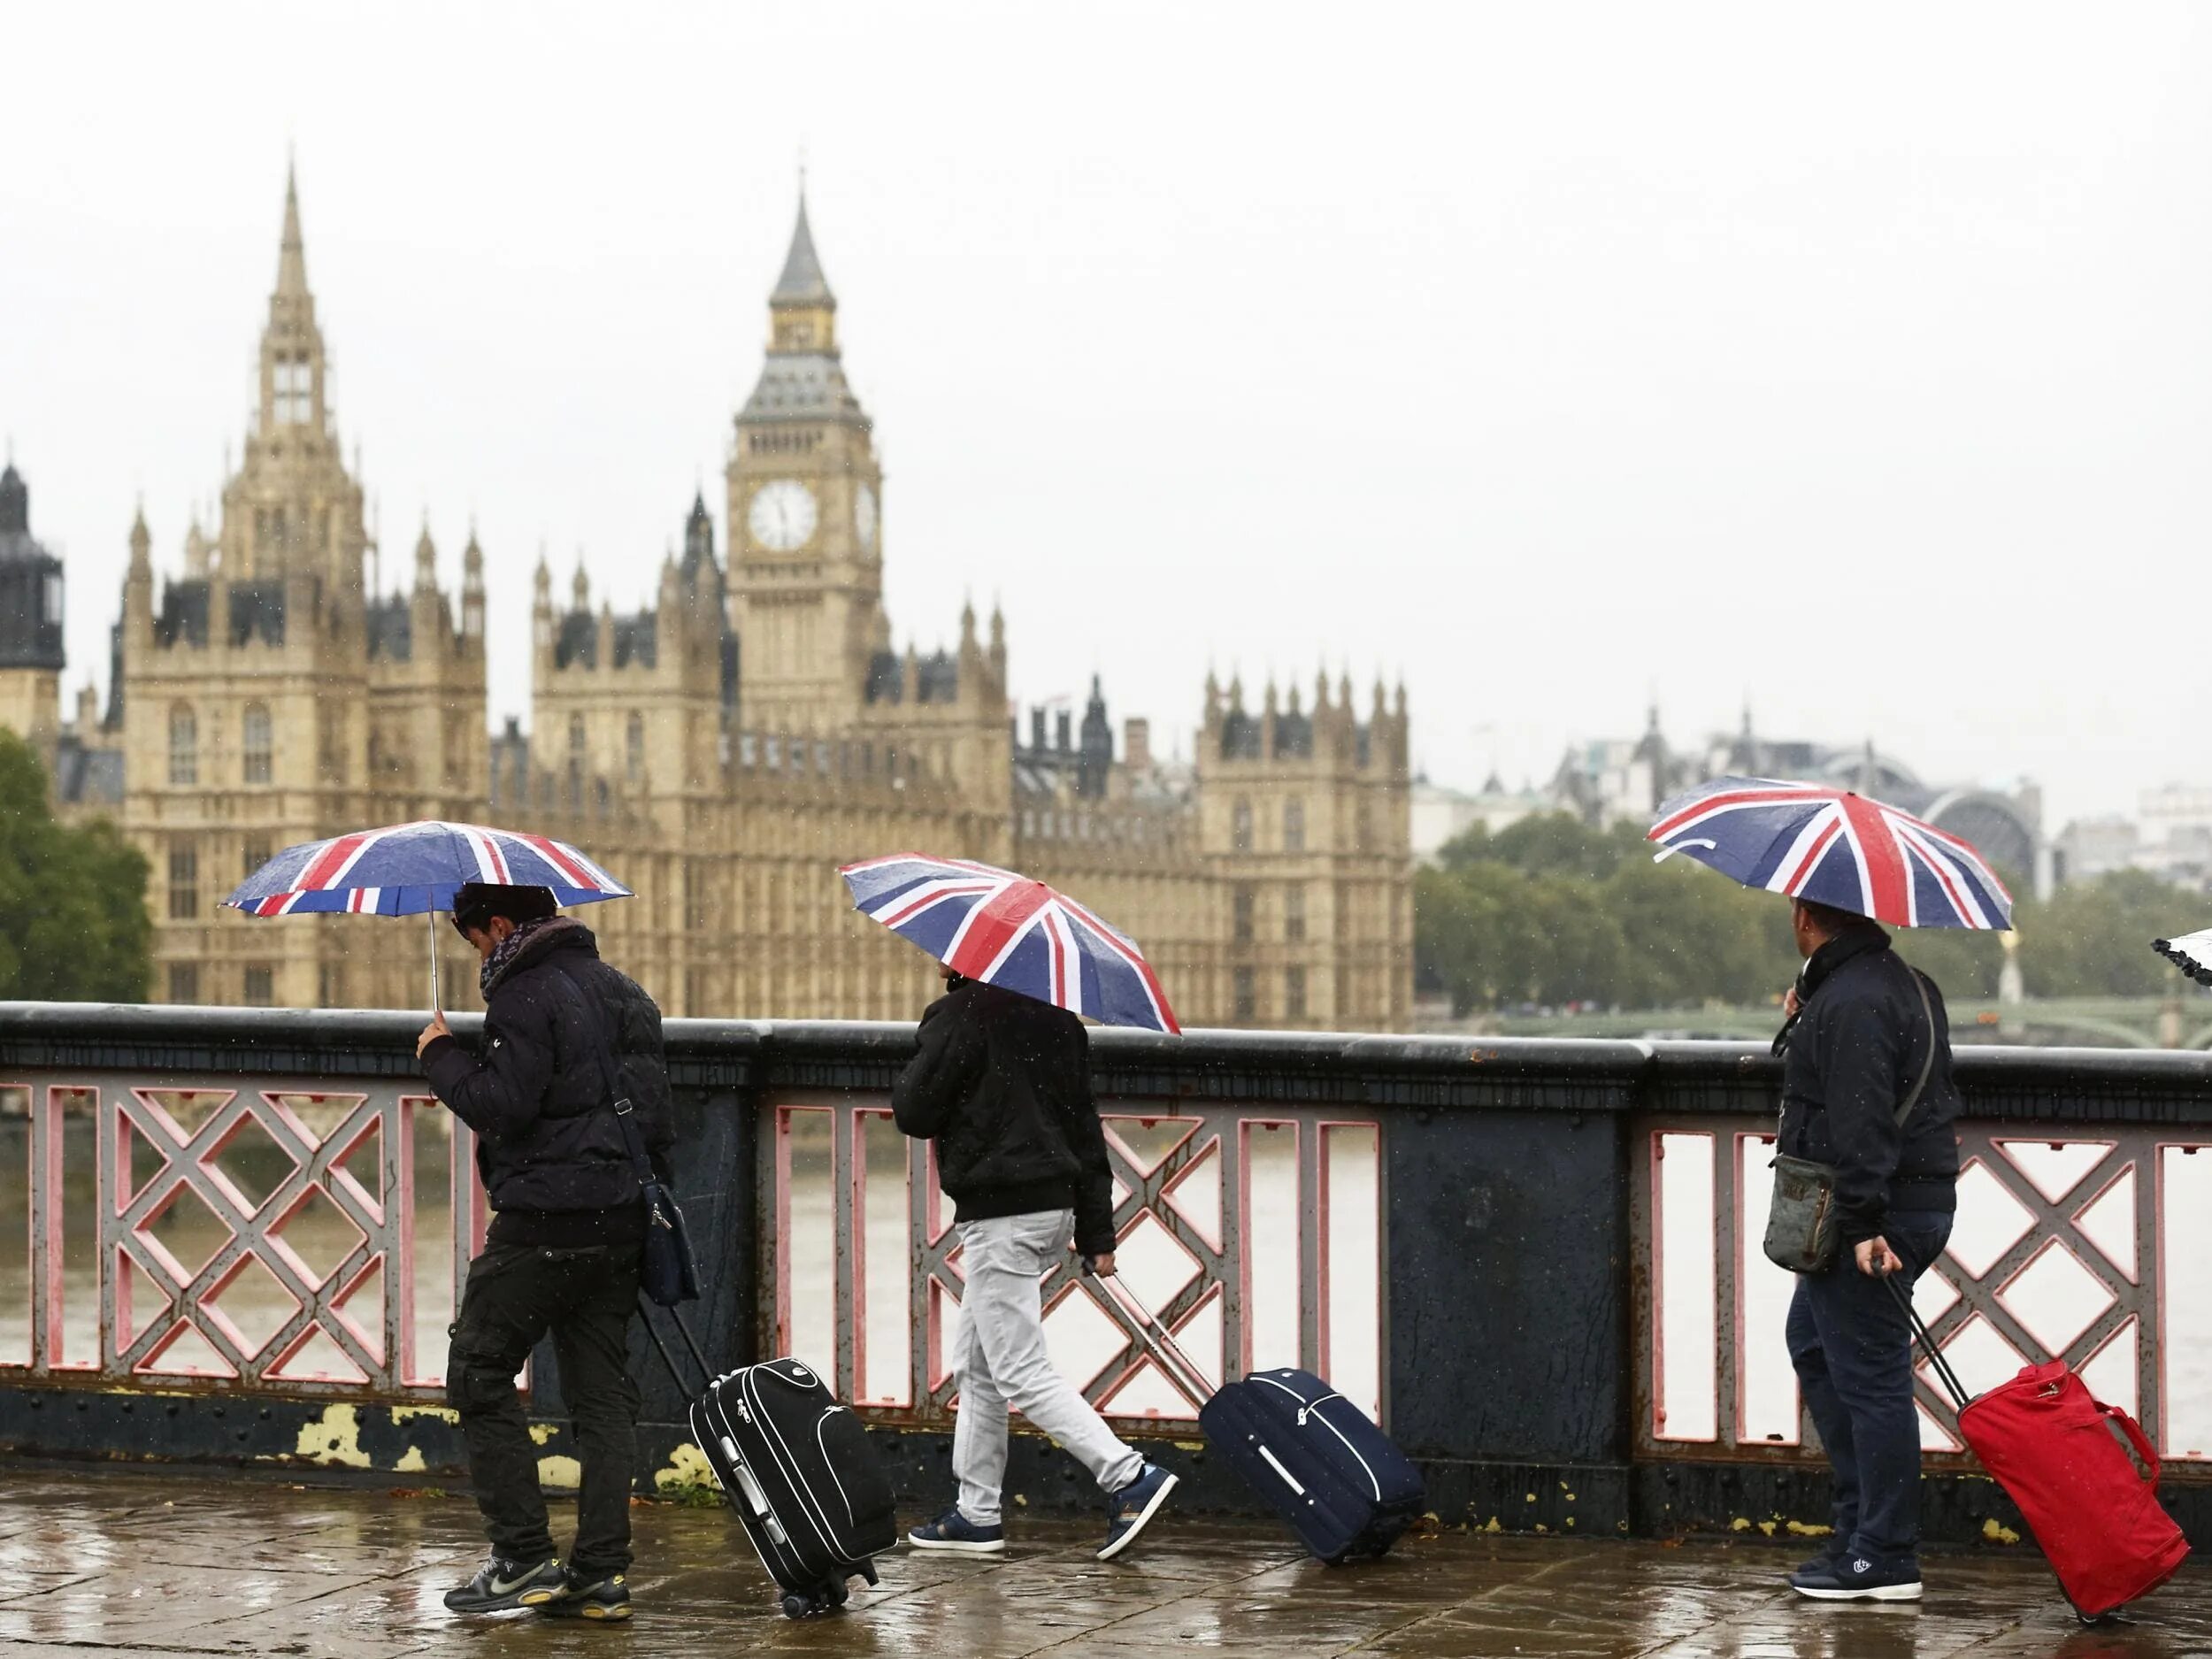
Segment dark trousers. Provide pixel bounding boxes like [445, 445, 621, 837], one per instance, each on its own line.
[448, 1240, 643, 1578]
[1786, 1210, 1953, 1563]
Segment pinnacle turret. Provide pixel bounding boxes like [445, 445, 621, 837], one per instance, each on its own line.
[772, 194, 834, 308]
[276, 159, 308, 300]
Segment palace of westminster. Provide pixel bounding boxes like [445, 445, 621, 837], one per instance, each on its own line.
[0, 172, 1413, 1029]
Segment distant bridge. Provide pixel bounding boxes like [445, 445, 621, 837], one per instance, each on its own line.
[1447, 995, 2212, 1049]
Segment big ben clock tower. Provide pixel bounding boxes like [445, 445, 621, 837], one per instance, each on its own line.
[726, 195, 887, 732]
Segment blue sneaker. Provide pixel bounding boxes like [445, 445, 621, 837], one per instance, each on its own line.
[1790, 1552, 1922, 1601]
[1098, 1463, 1178, 1561]
[905, 1507, 1006, 1555]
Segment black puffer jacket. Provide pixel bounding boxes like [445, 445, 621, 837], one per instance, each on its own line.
[891, 978, 1116, 1257]
[421, 918, 674, 1225]
[1778, 922, 1960, 1248]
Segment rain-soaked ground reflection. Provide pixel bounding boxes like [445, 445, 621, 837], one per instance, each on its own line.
[0, 1469, 2200, 1657]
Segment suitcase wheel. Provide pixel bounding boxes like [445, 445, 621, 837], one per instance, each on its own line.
[779, 1582, 851, 1620]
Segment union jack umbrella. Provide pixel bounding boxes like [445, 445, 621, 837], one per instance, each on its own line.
[1647, 776, 2013, 930]
[224, 820, 631, 1008]
[839, 853, 1180, 1033]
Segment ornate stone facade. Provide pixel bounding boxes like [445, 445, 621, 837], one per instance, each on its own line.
[27, 173, 1414, 1030]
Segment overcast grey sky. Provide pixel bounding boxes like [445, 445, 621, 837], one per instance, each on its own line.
[3, 2, 2206, 828]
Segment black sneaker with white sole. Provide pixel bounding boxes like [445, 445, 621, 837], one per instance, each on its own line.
[1790, 1553, 1923, 1601]
[537, 1568, 633, 1621]
[443, 1555, 566, 1613]
[1793, 1538, 1848, 1578]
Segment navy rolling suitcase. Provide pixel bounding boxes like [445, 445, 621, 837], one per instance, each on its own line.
[639, 1310, 898, 1618]
[1093, 1272, 1425, 1563]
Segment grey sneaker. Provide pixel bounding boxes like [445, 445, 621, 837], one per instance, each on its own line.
[443, 1555, 565, 1613]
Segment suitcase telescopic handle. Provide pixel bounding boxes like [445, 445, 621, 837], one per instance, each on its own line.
[1883, 1273, 1970, 1410]
[636, 1296, 714, 1395]
[1082, 1264, 1217, 1408]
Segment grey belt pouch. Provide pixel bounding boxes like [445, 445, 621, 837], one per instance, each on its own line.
[1763, 969, 1934, 1274]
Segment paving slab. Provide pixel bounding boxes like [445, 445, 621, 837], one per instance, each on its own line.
[0, 1470, 2202, 1657]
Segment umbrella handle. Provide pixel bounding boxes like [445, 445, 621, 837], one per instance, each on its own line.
[427, 910, 442, 1016]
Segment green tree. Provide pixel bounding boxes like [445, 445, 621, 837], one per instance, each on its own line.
[0, 733, 151, 1001]
[1601, 856, 1801, 1008]
[1416, 862, 1545, 1013]
[2014, 870, 2189, 999]
[1518, 872, 1630, 1004]
[1891, 928, 2006, 1001]
[1440, 812, 1647, 883]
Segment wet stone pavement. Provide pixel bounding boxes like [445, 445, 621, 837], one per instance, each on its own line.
[0, 1471, 2205, 1659]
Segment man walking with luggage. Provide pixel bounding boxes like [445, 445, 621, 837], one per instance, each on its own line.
[417, 881, 674, 1622]
[1776, 898, 1959, 1603]
[893, 966, 1178, 1561]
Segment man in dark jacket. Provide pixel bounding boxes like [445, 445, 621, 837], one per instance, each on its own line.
[892, 968, 1177, 1561]
[1777, 898, 1958, 1603]
[416, 881, 673, 1623]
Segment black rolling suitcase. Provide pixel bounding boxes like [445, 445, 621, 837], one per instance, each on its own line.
[639, 1312, 898, 1618]
[1092, 1271, 1425, 1563]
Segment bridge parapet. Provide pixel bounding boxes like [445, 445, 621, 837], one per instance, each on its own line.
[0, 1004, 2205, 1544]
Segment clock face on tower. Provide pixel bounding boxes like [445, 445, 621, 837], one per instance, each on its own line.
[748, 480, 818, 552]
[854, 483, 879, 552]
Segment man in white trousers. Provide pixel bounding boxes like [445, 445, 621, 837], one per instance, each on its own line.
[892, 966, 1177, 1561]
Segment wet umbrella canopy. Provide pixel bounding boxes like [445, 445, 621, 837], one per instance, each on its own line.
[840, 852, 1180, 1033]
[225, 819, 631, 1007]
[1647, 775, 2014, 930]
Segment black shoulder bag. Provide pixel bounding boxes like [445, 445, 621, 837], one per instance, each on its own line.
[1763, 967, 1935, 1274]
[557, 969, 701, 1306]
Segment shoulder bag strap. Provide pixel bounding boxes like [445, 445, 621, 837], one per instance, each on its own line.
[549, 964, 657, 1187]
[1893, 967, 1937, 1129]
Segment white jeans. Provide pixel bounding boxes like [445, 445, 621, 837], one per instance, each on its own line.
[952, 1210, 1144, 1525]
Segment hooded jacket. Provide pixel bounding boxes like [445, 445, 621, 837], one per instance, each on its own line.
[1778, 922, 1961, 1248]
[421, 918, 674, 1243]
[891, 978, 1117, 1258]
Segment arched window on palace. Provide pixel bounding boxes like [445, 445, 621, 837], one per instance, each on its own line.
[626, 713, 645, 785]
[168, 705, 197, 786]
[242, 703, 273, 785]
[1232, 797, 1254, 852]
[1283, 798, 1306, 852]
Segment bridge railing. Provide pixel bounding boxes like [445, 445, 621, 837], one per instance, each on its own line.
[764, 1092, 1383, 1428]
[1638, 1116, 2209, 1463]
[0, 1063, 482, 1397]
[0, 1005, 2204, 1542]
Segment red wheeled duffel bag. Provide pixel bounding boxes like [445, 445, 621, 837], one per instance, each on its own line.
[1899, 1281, 2189, 1620]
